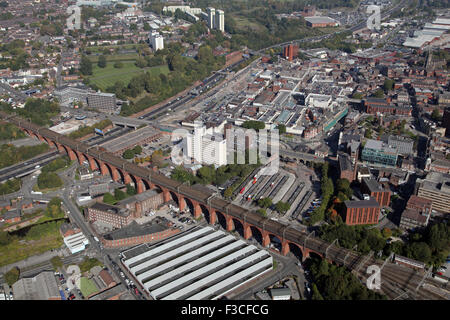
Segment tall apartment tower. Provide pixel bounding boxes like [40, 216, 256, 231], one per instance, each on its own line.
[207, 7, 215, 29]
[283, 44, 298, 61]
[215, 9, 225, 32]
[150, 32, 164, 51]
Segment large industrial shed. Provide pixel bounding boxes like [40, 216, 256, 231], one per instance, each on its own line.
[120, 226, 273, 300]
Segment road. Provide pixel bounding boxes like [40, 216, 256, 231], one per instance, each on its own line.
[137, 58, 251, 121]
[254, 0, 407, 54]
[0, 150, 60, 183]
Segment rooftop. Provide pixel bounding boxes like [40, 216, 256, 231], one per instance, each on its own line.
[362, 177, 385, 193]
[344, 197, 380, 209]
[90, 202, 129, 217]
[103, 219, 169, 240]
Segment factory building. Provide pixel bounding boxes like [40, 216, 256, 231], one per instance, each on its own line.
[120, 226, 273, 300]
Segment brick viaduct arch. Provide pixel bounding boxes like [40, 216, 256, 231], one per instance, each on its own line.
[14, 119, 326, 261]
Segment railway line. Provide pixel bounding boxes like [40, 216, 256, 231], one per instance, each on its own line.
[1, 111, 445, 300]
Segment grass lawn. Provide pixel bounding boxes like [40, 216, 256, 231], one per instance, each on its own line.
[80, 277, 98, 297]
[87, 53, 139, 63]
[0, 234, 63, 267]
[88, 63, 170, 91]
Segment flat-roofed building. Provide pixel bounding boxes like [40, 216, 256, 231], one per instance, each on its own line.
[338, 152, 355, 182]
[270, 287, 291, 300]
[305, 16, 339, 28]
[361, 177, 391, 207]
[100, 126, 162, 156]
[400, 208, 429, 230]
[118, 189, 164, 217]
[361, 139, 398, 167]
[120, 226, 273, 300]
[63, 230, 90, 254]
[343, 197, 380, 226]
[86, 202, 136, 228]
[12, 271, 61, 300]
[384, 135, 414, 156]
[416, 172, 450, 213]
[87, 92, 116, 113]
[102, 219, 179, 248]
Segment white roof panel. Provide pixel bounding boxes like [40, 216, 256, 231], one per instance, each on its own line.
[123, 227, 212, 266]
[142, 240, 247, 290]
[130, 230, 224, 273]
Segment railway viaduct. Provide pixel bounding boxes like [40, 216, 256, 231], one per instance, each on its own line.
[1, 112, 445, 300]
[0, 111, 342, 261]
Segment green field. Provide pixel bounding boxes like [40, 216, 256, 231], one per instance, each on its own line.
[0, 234, 63, 267]
[80, 277, 98, 297]
[88, 53, 140, 63]
[88, 63, 170, 91]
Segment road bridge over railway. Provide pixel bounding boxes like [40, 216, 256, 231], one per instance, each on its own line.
[0, 111, 446, 300]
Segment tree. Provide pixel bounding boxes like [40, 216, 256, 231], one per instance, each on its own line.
[135, 57, 147, 68]
[114, 188, 127, 202]
[277, 124, 286, 134]
[0, 230, 11, 245]
[122, 149, 135, 159]
[79, 55, 92, 75]
[352, 92, 363, 99]
[126, 184, 136, 196]
[4, 267, 20, 286]
[224, 187, 233, 198]
[98, 55, 107, 68]
[258, 197, 272, 209]
[275, 201, 290, 214]
[113, 61, 124, 68]
[382, 228, 392, 238]
[37, 172, 63, 189]
[103, 192, 116, 205]
[372, 89, 385, 98]
[336, 178, 353, 200]
[431, 108, 442, 122]
[311, 283, 324, 300]
[50, 256, 63, 270]
[257, 208, 267, 217]
[383, 79, 395, 91]
[132, 145, 142, 155]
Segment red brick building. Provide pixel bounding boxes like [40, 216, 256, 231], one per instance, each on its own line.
[361, 178, 391, 207]
[86, 203, 137, 229]
[343, 197, 380, 226]
[406, 195, 432, 214]
[283, 44, 299, 61]
[338, 153, 356, 182]
[118, 189, 164, 217]
[101, 220, 180, 248]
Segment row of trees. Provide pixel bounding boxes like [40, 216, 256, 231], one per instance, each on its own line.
[68, 119, 112, 139]
[242, 120, 266, 130]
[0, 178, 21, 195]
[122, 145, 143, 160]
[387, 221, 450, 267]
[37, 171, 63, 190]
[308, 163, 334, 225]
[0, 123, 26, 141]
[42, 197, 65, 220]
[308, 257, 387, 300]
[172, 160, 259, 190]
[0, 39, 29, 71]
[103, 185, 136, 205]
[0, 99, 60, 127]
[319, 223, 391, 255]
[0, 143, 49, 169]
[117, 43, 224, 116]
[319, 218, 450, 267]
[41, 156, 70, 173]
